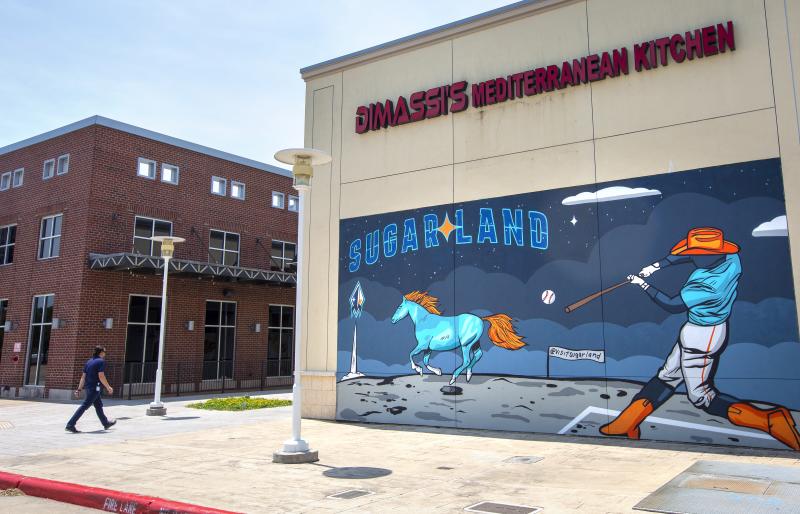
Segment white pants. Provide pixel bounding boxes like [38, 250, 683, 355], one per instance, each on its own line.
[657, 321, 727, 409]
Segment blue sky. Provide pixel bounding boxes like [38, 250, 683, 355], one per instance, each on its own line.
[0, 0, 512, 168]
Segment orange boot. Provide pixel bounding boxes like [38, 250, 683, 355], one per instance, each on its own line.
[600, 399, 654, 440]
[727, 403, 800, 451]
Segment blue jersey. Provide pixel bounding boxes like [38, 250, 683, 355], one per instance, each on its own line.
[680, 254, 741, 326]
[84, 357, 106, 390]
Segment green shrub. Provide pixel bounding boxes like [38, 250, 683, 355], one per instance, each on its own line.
[187, 396, 292, 411]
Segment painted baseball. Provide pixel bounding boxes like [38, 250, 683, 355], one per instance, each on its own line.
[541, 289, 556, 304]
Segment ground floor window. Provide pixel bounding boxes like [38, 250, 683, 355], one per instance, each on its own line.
[0, 299, 7, 362]
[267, 305, 294, 376]
[25, 294, 53, 386]
[124, 295, 162, 383]
[204, 301, 235, 380]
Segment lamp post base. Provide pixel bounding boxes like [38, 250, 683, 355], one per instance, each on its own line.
[273, 449, 319, 464]
[273, 438, 318, 464]
[146, 404, 167, 416]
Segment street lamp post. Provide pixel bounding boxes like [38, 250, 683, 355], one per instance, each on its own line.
[146, 236, 185, 416]
[273, 147, 332, 464]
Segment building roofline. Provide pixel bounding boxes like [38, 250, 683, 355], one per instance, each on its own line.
[0, 115, 292, 178]
[300, 0, 568, 80]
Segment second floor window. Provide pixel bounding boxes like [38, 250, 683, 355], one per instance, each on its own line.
[209, 230, 239, 266]
[231, 181, 245, 200]
[12, 169, 23, 188]
[38, 214, 62, 259]
[271, 240, 296, 272]
[134, 216, 173, 256]
[0, 172, 10, 191]
[211, 176, 226, 196]
[271, 191, 284, 209]
[137, 158, 156, 180]
[43, 159, 55, 180]
[0, 225, 16, 265]
[56, 155, 69, 175]
[161, 163, 179, 185]
[288, 195, 299, 212]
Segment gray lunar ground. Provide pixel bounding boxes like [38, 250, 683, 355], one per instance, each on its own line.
[336, 374, 792, 451]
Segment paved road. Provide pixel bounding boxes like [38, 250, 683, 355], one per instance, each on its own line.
[0, 494, 94, 513]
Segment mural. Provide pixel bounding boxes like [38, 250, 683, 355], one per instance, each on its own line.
[336, 158, 800, 451]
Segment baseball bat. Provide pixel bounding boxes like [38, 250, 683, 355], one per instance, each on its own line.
[564, 278, 632, 313]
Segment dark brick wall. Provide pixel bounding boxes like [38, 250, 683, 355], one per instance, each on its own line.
[0, 124, 296, 395]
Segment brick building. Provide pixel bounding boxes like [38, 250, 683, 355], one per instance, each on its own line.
[0, 116, 297, 400]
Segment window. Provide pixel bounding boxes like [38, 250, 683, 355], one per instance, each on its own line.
[0, 172, 10, 191]
[271, 191, 284, 209]
[12, 168, 23, 188]
[204, 301, 236, 380]
[161, 163, 179, 185]
[0, 225, 16, 265]
[271, 240, 296, 272]
[25, 294, 54, 386]
[133, 216, 173, 256]
[267, 305, 294, 377]
[43, 159, 55, 180]
[56, 154, 69, 175]
[123, 295, 162, 384]
[211, 176, 226, 196]
[38, 214, 62, 259]
[231, 181, 245, 200]
[209, 230, 240, 266]
[287, 195, 299, 212]
[137, 158, 156, 180]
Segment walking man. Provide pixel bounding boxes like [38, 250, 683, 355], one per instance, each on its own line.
[66, 346, 116, 433]
[600, 227, 800, 450]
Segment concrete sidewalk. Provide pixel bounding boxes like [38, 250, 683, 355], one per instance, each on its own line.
[0, 393, 798, 513]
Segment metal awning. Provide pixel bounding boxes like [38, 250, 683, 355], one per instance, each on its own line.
[88, 253, 296, 286]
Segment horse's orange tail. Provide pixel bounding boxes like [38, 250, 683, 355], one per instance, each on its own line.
[482, 314, 525, 350]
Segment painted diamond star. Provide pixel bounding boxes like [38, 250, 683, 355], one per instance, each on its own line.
[438, 213, 456, 241]
[570, 215, 578, 226]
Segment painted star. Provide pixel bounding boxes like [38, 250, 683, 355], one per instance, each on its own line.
[570, 215, 578, 226]
[438, 213, 456, 241]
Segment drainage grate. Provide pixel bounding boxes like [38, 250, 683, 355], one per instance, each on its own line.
[327, 489, 374, 500]
[503, 456, 543, 464]
[465, 501, 542, 514]
[0, 421, 13, 430]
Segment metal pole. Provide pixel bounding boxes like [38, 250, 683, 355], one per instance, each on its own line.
[282, 185, 309, 453]
[147, 256, 170, 415]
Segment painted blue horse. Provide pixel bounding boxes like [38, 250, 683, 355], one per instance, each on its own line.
[391, 291, 525, 384]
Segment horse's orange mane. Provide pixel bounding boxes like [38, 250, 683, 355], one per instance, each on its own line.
[404, 291, 442, 315]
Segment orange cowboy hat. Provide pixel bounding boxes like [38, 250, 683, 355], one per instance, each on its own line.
[670, 227, 739, 255]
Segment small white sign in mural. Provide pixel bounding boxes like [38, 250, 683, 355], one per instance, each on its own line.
[548, 346, 605, 363]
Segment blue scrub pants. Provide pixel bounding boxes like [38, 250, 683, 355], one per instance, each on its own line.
[67, 387, 109, 428]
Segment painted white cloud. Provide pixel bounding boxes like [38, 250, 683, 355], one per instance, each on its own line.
[561, 186, 661, 205]
[752, 215, 788, 237]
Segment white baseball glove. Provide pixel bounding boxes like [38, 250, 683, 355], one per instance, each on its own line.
[638, 262, 661, 278]
[628, 274, 650, 291]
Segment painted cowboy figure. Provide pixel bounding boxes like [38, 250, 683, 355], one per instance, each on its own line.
[600, 227, 800, 450]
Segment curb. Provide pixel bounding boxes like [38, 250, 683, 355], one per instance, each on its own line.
[0, 470, 241, 513]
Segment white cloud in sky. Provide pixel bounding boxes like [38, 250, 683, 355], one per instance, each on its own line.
[752, 215, 788, 237]
[561, 186, 661, 205]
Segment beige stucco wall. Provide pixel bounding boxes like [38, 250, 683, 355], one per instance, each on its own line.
[300, 0, 800, 419]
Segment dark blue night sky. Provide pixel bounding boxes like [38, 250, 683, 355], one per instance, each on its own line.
[336, 158, 800, 406]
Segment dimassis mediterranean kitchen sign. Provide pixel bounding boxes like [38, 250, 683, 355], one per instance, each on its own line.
[355, 21, 735, 134]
